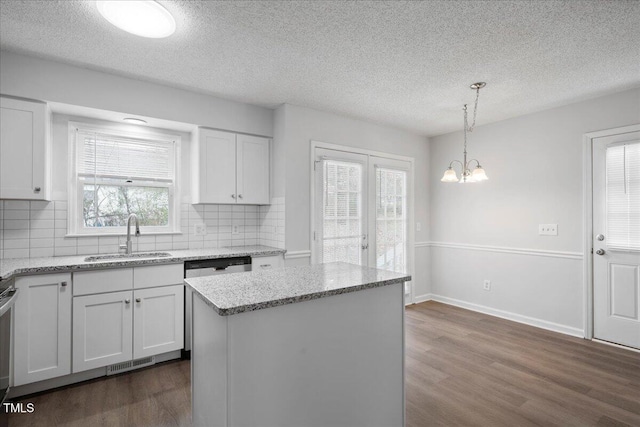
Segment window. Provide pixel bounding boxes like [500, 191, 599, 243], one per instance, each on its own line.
[68, 123, 180, 235]
[375, 167, 407, 274]
[606, 142, 640, 250]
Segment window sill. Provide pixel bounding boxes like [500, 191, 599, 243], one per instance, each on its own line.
[64, 231, 183, 238]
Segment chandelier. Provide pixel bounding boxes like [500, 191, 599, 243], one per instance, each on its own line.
[441, 82, 489, 183]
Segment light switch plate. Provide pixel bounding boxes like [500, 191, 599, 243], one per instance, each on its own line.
[538, 224, 558, 236]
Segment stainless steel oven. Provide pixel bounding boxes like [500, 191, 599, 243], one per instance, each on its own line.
[0, 284, 18, 407]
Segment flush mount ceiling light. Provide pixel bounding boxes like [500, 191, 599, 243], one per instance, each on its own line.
[123, 117, 148, 125]
[96, 1, 176, 38]
[441, 82, 489, 184]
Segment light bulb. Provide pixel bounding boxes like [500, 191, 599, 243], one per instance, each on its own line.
[472, 166, 488, 181]
[441, 168, 458, 182]
[96, 1, 176, 38]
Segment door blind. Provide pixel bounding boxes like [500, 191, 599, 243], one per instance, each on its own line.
[606, 142, 640, 250]
[322, 159, 363, 265]
[77, 130, 174, 182]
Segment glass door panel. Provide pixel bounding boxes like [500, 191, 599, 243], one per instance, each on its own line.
[375, 167, 408, 273]
[314, 149, 368, 265]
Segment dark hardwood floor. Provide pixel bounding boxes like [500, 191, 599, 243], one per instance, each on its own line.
[7, 301, 640, 426]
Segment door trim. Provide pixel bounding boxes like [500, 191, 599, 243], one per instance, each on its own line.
[309, 140, 415, 303]
[582, 124, 640, 340]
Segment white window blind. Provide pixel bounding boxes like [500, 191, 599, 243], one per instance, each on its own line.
[322, 159, 363, 265]
[375, 167, 407, 273]
[78, 130, 174, 182]
[606, 142, 640, 250]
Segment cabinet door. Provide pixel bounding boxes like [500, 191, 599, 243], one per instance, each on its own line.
[73, 291, 133, 372]
[0, 97, 49, 200]
[133, 285, 184, 359]
[237, 134, 270, 204]
[198, 129, 237, 204]
[13, 273, 72, 386]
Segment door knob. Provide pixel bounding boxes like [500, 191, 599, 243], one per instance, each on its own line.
[595, 249, 605, 256]
[231, 194, 236, 199]
[125, 299, 131, 304]
[596, 234, 605, 241]
[238, 194, 243, 199]
[136, 298, 141, 303]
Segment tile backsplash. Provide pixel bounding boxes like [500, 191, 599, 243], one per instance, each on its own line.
[0, 197, 285, 259]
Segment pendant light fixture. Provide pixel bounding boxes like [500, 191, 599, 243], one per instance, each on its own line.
[441, 82, 489, 183]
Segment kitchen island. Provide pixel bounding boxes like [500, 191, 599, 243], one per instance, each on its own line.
[185, 262, 410, 427]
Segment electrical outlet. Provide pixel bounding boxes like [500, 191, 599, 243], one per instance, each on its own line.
[232, 225, 240, 235]
[538, 224, 558, 236]
[483, 280, 491, 291]
[416, 222, 421, 232]
[194, 223, 206, 236]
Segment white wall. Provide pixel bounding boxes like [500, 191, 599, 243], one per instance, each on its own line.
[428, 88, 640, 335]
[0, 52, 284, 259]
[0, 50, 273, 137]
[276, 104, 431, 298]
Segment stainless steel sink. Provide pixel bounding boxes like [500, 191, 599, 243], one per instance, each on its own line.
[84, 252, 172, 262]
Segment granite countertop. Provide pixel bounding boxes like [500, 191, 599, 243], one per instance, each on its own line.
[0, 246, 286, 281]
[185, 262, 411, 316]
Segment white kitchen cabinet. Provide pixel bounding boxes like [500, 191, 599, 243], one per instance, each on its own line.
[192, 128, 270, 204]
[13, 273, 72, 386]
[251, 254, 284, 271]
[133, 284, 184, 359]
[0, 96, 51, 200]
[71, 264, 184, 373]
[72, 291, 133, 373]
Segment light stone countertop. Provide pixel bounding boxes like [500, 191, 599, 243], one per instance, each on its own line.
[0, 246, 286, 281]
[185, 262, 411, 316]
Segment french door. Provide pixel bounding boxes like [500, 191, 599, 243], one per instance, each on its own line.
[313, 147, 412, 280]
[592, 130, 640, 349]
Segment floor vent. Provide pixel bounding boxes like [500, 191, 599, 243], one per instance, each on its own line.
[106, 356, 155, 375]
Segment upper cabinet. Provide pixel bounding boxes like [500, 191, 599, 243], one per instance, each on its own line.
[0, 96, 52, 200]
[192, 128, 270, 205]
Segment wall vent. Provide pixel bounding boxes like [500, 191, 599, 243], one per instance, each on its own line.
[106, 356, 155, 375]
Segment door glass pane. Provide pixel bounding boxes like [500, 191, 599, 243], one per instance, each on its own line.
[606, 142, 640, 250]
[376, 168, 407, 273]
[322, 160, 363, 265]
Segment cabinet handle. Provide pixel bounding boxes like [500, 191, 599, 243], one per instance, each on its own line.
[34, 187, 41, 193]
[260, 264, 271, 268]
[238, 194, 243, 199]
[231, 194, 236, 199]
[60, 281, 68, 287]
[125, 299, 131, 304]
[136, 298, 141, 303]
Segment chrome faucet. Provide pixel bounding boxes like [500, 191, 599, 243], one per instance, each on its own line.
[120, 213, 140, 255]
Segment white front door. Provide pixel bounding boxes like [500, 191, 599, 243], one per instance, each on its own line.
[593, 130, 640, 349]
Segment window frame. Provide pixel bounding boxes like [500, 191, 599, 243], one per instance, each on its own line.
[67, 121, 181, 237]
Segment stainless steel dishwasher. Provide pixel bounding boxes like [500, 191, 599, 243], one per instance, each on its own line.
[183, 256, 252, 354]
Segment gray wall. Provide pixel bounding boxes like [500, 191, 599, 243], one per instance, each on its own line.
[428, 88, 640, 334]
[276, 104, 431, 298]
[0, 50, 273, 137]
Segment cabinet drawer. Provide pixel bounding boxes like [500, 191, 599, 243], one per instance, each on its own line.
[251, 255, 283, 271]
[134, 264, 183, 289]
[73, 268, 133, 296]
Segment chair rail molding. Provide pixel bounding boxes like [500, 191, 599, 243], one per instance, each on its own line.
[427, 241, 583, 260]
[284, 250, 312, 260]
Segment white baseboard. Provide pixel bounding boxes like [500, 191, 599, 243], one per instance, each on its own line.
[412, 293, 432, 304]
[413, 294, 584, 339]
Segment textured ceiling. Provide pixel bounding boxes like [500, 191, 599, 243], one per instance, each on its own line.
[1, 0, 639, 136]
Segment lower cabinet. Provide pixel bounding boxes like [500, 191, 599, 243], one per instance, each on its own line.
[72, 291, 133, 372]
[13, 273, 72, 386]
[73, 284, 184, 373]
[133, 285, 184, 359]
